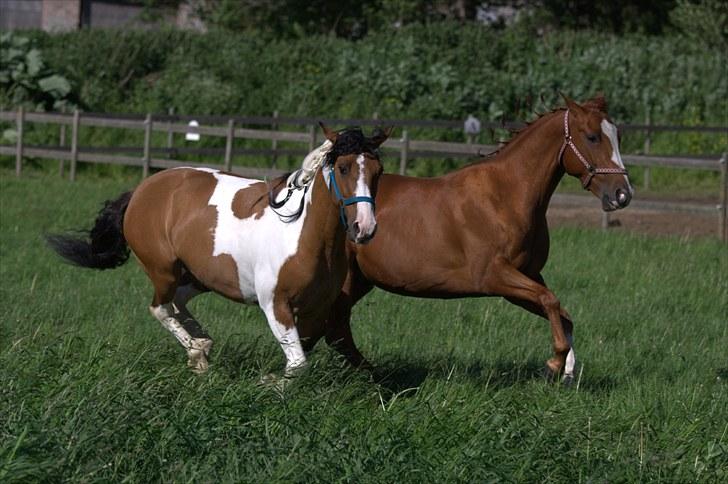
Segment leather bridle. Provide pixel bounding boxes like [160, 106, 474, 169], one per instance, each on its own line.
[557, 110, 628, 189]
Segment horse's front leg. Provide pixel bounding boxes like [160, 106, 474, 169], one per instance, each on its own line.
[260, 298, 307, 378]
[323, 293, 371, 369]
[483, 259, 573, 378]
[505, 294, 577, 382]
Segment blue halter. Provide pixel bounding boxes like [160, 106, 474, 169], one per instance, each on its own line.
[328, 167, 375, 230]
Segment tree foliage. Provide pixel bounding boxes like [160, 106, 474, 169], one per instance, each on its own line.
[670, 0, 728, 50]
[182, 0, 686, 38]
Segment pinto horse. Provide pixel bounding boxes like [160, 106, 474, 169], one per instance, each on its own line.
[311, 95, 633, 381]
[47, 125, 390, 376]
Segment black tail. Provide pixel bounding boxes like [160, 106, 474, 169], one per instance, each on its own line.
[46, 191, 133, 270]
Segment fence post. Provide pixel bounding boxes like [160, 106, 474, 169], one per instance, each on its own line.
[720, 152, 727, 243]
[142, 113, 152, 178]
[271, 110, 279, 168]
[166, 107, 174, 158]
[643, 112, 652, 190]
[15, 106, 24, 177]
[399, 129, 409, 175]
[601, 211, 610, 231]
[224, 118, 234, 172]
[69, 109, 80, 182]
[308, 124, 316, 152]
[59, 123, 66, 177]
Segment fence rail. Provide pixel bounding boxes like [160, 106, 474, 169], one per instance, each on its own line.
[2, 108, 726, 242]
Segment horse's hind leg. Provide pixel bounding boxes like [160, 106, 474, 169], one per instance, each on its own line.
[172, 281, 213, 372]
[148, 266, 213, 373]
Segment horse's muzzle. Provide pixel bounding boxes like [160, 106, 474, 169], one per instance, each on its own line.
[350, 221, 377, 244]
[602, 187, 632, 212]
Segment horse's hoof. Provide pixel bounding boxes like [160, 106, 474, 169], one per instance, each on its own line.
[187, 350, 209, 374]
[187, 338, 212, 374]
[283, 360, 308, 379]
[541, 366, 557, 381]
[562, 374, 575, 387]
[544, 358, 564, 380]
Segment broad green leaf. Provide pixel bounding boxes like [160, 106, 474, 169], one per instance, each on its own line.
[25, 49, 43, 76]
[2, 48, 24, 63]
[10, 35, 28, 48]
[38, 75, 72, 96]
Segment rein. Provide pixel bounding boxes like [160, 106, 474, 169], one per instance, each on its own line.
[327, 167, 375, 230]
[557, 110, 628, 189]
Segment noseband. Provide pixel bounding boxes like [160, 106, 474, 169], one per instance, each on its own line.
[328, 167, 375, 230]
[557, 110, 628, 189]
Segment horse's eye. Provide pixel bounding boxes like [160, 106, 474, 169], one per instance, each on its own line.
[338, 165, 350, 175]
[586, 133, 599, 143]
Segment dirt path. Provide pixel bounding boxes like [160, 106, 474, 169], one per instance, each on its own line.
[547, 204, 721, 239]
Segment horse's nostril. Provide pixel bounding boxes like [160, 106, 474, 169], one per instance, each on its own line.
[616, 188, 631, 207]
[352, 221, 360, 235]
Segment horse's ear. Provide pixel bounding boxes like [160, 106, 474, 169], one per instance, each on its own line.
[319, 122, 338, 143]
[584, 93, 608, 114]
[369, 126, 394, 148]
[560, 92, 587, 118]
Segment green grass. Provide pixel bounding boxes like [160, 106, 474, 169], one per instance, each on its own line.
[1, 169, 727, 482]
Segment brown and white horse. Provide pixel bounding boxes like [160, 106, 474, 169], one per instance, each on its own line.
[311, 95, 633, 382]
[47, 125, 390, 376]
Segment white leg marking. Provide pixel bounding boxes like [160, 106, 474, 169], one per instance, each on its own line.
[261, 301, 306, 376]
[564, 333, 576, 378]
[150, 302, 212, 373]
[354, 154, 376, 238]
[601, 119, 634, 194]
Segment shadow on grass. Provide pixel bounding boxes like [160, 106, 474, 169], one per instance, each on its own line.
[372, 356, 619, 397]
[209, 335, 281, 380]
[203, 338, 620, 397]
[372, 357, 547, 395]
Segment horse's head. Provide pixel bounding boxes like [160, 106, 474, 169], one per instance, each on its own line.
[320, 123, 391, 243]
[560, 95, 634, 211]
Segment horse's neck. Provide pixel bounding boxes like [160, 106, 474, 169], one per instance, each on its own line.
[488, 112, 565, 215]
[301, 169, 345, 257]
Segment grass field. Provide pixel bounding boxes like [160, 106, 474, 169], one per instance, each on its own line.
[1, 168, 727, 482]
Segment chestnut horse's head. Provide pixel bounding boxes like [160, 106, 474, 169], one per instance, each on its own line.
[560, 95, 634, 211]
[320, 123, 391, 243]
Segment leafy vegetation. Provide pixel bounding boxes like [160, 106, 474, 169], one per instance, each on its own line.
[13, 24, 724, 127]
[1, 169, 727, 482]
[0, 33, 75, 112]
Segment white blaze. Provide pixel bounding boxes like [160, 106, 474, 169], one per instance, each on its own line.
[354, 154, 376, 238]
[600, 119, 634, 194]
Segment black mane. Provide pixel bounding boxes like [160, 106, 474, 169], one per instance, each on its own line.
[325, 127, 380, 165]
[269, 126, 382, 224]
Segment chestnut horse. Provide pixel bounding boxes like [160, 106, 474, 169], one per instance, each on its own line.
[47, 125, 390, 376]
[313, 96, 633, 381]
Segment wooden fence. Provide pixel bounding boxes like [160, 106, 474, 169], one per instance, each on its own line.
[1, 108, 726, 242]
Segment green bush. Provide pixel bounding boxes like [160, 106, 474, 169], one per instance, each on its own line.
[3, 25, 725, 185]
[15, 25, 723, 127]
